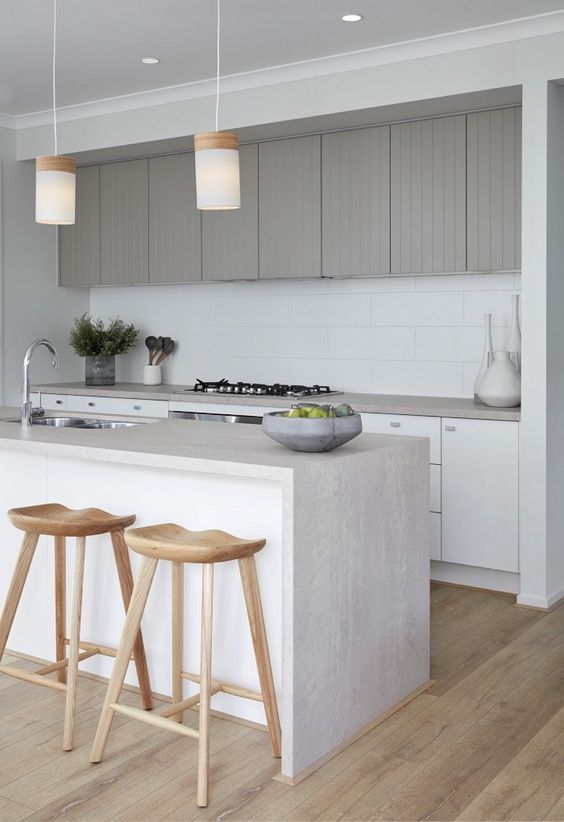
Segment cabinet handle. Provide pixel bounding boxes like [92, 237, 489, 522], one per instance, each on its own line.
[56, 399, 63, 405]
[390, 421, 401, 428]
[445, 425, 456, 432]
[88, 401, 96, 407]
[133, 405, 142, 411]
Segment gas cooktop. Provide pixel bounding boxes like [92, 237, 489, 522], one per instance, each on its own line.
[174, 379, 343, 398]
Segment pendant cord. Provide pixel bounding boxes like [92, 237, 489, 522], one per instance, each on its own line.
[215, 0, 220, 132]
[52, 0, 58, 156]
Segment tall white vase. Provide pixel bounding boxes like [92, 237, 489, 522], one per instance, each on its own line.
[507, 294, 521, 372]
[477, 351, 521, 408]
[474, 313, 493, 401]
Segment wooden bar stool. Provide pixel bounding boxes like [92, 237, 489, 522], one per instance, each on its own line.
[90, 523, 281, 808]
[0, 503, 153, 751]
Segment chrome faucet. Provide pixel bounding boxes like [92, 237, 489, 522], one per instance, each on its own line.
[21, 339, 59, 426]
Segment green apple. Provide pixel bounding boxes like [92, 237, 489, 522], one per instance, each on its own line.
[287, 408, 303, 418]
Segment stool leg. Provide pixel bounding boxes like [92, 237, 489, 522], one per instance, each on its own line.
[90, 555, 158, 764]
[54, 536, 67, 685]
[172, 561, 184, 723]
[63, 536, 86, 751]
[197, 563, 214, 808]
[238, 555, 282, 758]
[111, 530, 154, 710]
[0, 532, 39, 661]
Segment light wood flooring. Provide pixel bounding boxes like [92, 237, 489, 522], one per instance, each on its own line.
[1, 584, 564, 821]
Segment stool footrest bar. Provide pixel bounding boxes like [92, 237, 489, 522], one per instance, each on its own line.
[181, 671, 264, 702]
[110, 703, 200, 739]
[0, 665, 67, 691]
[36, 649, 99, 676]
[64, 638, 135, 661]
[159, 685, 222, 719]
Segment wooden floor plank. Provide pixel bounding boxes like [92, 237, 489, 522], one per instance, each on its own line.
[0, 588, 562, 822]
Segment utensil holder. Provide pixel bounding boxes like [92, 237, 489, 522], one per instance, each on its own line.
[143, 365, 162, 386]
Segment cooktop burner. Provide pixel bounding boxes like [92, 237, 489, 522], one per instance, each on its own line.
[175, 379, 343, 398]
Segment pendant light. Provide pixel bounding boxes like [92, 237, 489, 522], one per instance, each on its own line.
[194, 0, 240, 210]
[35, 0, 76, 225]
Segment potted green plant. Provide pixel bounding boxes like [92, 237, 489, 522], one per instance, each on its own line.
[69, 314, 139, 386]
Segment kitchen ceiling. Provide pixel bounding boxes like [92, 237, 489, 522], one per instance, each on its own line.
[0, 0, 562, 116]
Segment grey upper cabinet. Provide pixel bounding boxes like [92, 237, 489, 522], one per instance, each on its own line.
[467, 107, 522, 271]
[59, 165, 100, 287]
[100, 159, 148, 285]
[149, 154, 201, 283]
[259, 135, 321, 279]
[322, 126, 390, 277]
[391, 115, 466, 274]
[202, 143, 258, 281]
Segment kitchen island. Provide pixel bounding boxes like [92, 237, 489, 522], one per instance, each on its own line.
[0, 408, 430, 781]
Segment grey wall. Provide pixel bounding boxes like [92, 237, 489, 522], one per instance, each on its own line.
[0, 134, 87, 405]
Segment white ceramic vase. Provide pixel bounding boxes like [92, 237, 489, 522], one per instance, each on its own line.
[143, 364, 162, 386]
[474, 313, 493, 401]
[506, 294, 521, 372]
[477, 351, 521, 408]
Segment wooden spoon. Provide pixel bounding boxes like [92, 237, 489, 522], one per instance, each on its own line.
[152, 336, 164, 364]
[155, 337, 175, 365]
[145, 336, 157, 365]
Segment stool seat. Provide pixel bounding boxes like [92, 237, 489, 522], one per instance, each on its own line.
[125, 524, 266, 564]
[7, 504, 136, 537]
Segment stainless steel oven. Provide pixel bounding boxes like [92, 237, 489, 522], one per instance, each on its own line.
[169, 410, 263, 425]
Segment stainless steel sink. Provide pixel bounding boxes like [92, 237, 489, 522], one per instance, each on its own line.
[4, 416, 142, 429]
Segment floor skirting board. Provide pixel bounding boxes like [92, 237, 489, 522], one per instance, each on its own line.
[516, 588, 564, 611]
[431, 560, 520, 594]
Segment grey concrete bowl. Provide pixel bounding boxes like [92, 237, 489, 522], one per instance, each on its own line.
[261, 411, 363, 452]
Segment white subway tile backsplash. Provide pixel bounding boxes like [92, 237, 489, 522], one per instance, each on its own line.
[289, 294, 371, 326]
[90, 272, 521, 399]
[328, 327, 415, 360]
[251, 327, 328, 359]
[371, 361, 464, 397]
[463, 291, 518, 326]
[371, 292, 463, 326]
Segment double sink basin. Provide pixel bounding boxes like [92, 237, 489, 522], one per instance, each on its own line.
[6, 417, 142, 430]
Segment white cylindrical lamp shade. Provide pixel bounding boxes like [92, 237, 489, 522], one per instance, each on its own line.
[35, 155, 76, 225]
[194, 132, 240, 210]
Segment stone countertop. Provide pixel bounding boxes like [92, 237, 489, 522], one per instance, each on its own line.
[33, 382, 522, 422]
[0, 407, 427, 482]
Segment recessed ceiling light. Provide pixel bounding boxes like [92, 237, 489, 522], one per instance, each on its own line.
[141, 57, 160, 65]
[341, 13, 363, 22]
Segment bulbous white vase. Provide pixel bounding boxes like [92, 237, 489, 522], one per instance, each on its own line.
[477, 351, 521, 408]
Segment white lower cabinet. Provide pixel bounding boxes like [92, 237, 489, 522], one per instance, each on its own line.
[442, 418, 519, 572]
[430, 513, 441, 561]
[41, 393, 169, 418]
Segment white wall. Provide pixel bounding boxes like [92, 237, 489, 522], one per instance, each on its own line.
[0, 142, 88, 405]
[90, 273, 520, 397]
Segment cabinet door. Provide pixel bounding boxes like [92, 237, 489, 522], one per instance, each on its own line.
[391, 115, 466, 274]
[59, 165, 100, 286]
[259, 135, 321, 279]
[467, 107, 522, 271]
[100, 159, 148, 284]
[202, 144, 258, 280]
[442, 418, 518, 572]
[149, 154, 201, 282]
[322, 126, 390, 277]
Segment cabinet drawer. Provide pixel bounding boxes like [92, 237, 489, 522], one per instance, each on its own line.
[361, 413, 441, 463]
[41, 394, 68, 411]
[430, 513, 441, 561]
[49, 395, 169, 418]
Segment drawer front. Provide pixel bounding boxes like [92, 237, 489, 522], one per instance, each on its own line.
[429, 464, 441, 513]
[41, 393, 68, 411]
[51, 394, 169, 418]
[430, 513, 441, 561]
[361, 413, 441, 463]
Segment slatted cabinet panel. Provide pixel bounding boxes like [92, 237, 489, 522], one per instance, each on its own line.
[202, 144, 258, 280]
[59, 165, 100, 286]
[149, 154, 201, 282]
[322, 126, 391, 276]
[259, 135, 321, 279]
[467, 107, 522, 271]
[100, 159, 148, 285]
[391, 115, 466, 274]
